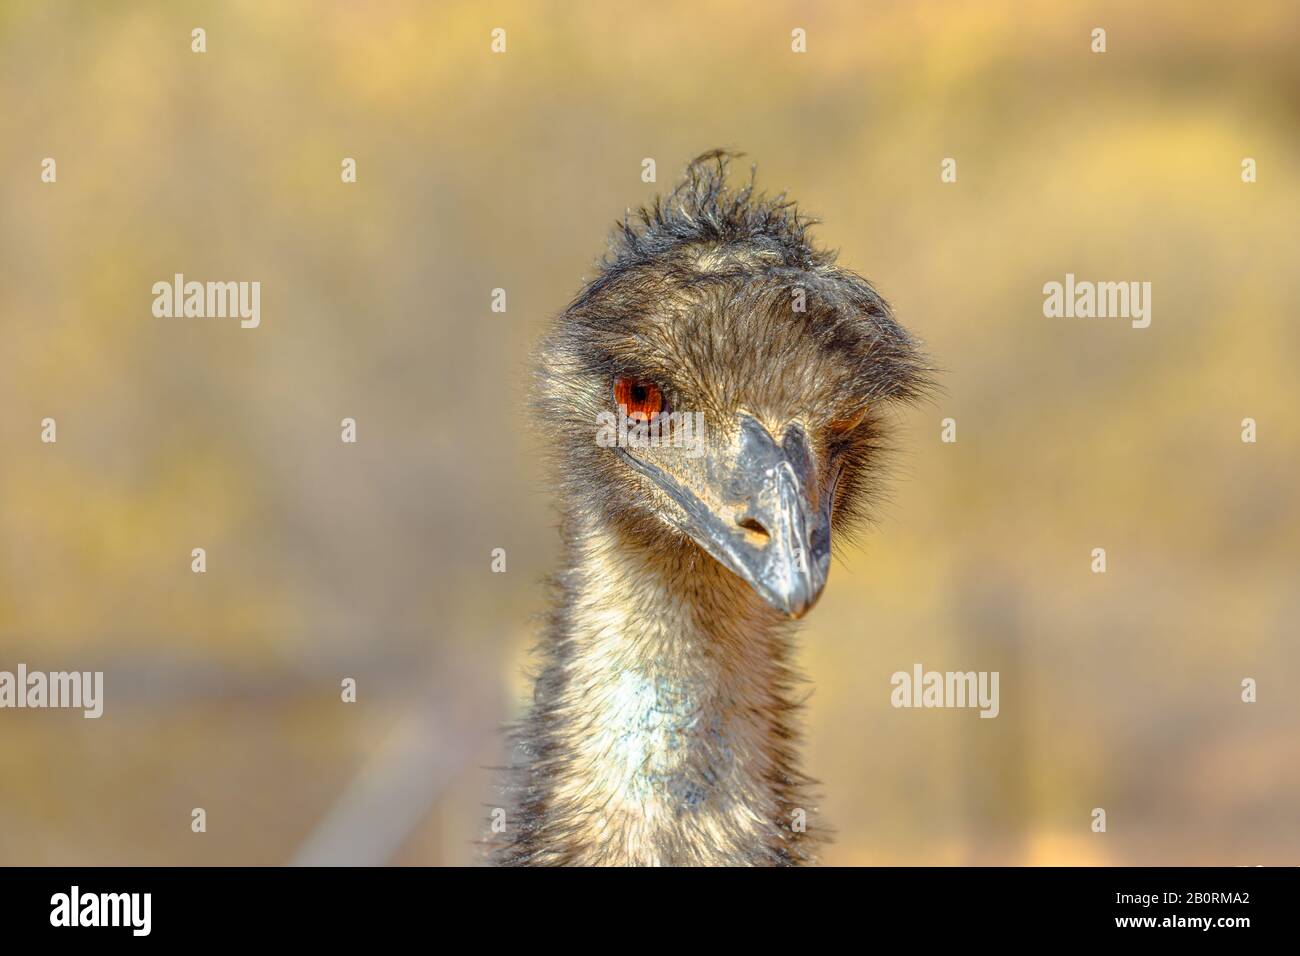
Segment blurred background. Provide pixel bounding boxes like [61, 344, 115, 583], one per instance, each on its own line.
[1, 0, 1297, 865]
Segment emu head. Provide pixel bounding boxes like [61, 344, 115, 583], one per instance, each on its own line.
[536, 151, 929, 618]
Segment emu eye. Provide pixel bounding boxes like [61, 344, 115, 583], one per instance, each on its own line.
[613, 376, 666, 421]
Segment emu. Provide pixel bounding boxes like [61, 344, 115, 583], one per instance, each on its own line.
[493, 151, 929, 866]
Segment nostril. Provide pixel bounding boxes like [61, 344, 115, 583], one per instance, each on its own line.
[737, 516, 770, 543]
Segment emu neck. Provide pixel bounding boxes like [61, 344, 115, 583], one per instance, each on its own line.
[515, 512, 817, 866]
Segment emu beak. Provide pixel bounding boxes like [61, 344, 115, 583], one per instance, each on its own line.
[619, 415, 834, 618]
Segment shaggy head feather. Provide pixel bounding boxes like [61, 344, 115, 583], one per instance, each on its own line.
[492, 150, 930, 866]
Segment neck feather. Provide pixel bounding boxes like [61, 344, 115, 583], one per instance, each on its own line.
[497, 511, 821, 866]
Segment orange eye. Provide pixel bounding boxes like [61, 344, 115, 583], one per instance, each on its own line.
[614, 377, 665, 421]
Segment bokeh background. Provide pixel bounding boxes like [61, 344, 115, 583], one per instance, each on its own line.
[1, 0, 1297, 865]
